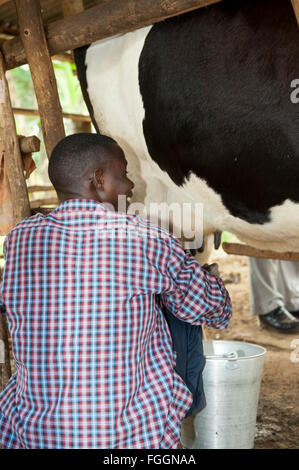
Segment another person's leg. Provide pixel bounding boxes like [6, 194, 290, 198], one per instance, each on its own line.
[277, 261, 299, 317]
[249, 257, 283, 315]
[248, 257, 299, 333]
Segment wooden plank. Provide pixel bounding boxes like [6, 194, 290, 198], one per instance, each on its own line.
[15, 0, 65, 158]
[0, 50, 31, 223]
[13, 106, 91, 122]
[222, 242, 299, 262]
[291, 0, 299, 26]
[2, 0, 222, 70]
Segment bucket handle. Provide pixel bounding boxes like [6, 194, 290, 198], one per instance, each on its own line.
[208, 351, 239, 370]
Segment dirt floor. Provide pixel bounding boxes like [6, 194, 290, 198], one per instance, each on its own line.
[204, 250, 299, 449]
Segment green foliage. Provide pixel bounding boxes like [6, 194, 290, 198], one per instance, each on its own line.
[221, 231, 240, 246]
[53, 60, 86, 114]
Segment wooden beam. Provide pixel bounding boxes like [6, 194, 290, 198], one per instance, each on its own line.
[15, 0, 65, 158]
[52, 52, 74, 63]
[0, 33, 15, 41]
[291, 0, 299, 26]
[2, 0, 222, 70]
[27, 185, 55, 193]
[61, 0, 84, 18]
[0, 50, 31, 223]
[61, 0, 85, 62]
[13, 106, 91, 122]
[0, 24, 18, 36]
[72, 120, 92, 134]
[222, 242, 299, 262]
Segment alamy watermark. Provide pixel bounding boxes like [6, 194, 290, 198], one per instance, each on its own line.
[98, 196, 204, 250]
[290, 339, 299, 364]
[290, 79, 299, 103]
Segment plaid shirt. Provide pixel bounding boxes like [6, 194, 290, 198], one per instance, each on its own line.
[0, 199, 231, 449]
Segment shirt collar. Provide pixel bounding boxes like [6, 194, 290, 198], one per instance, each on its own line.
[50, 198, 110, 215]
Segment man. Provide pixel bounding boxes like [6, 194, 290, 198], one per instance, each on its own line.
[0, 133, 232, 448]
[249, 257, 299, 334]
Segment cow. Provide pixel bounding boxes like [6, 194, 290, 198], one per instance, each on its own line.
[74, 0, 299, 258]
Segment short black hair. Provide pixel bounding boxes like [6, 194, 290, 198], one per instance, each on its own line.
[48, 133, 117, 193]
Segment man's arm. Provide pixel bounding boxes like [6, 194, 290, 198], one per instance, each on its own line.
[161, 237, 232, 329]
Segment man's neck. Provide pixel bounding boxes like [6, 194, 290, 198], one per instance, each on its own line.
[58, 191, 96, 203]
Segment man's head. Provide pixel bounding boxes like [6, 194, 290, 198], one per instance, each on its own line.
[48, 133, 134, 210]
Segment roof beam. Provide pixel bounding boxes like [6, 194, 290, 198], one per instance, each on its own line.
[1, 0, 222, 70]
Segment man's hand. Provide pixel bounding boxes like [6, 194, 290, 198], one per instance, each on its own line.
[202, 263, 220, 277]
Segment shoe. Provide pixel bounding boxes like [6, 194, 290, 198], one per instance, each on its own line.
[259, 306, 299, 334]
[289, 310, 299, 319]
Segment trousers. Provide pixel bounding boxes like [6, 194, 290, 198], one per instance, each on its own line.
[162, 306, 206, 417]
[248, 257, 299, 316]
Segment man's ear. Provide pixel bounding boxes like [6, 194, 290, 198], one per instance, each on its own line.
[93, 168, 104, 189]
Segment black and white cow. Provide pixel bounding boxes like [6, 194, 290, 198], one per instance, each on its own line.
[75, 0, 299, 254]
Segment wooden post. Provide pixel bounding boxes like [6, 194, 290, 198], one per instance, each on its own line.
[0, 49, 32, 390]
[291, 0, 299, 26]
[15, 0, 65, 158]
[2, 0, 222, 70]
[222, 242, 299, 262]
[0, 52, 31, 223]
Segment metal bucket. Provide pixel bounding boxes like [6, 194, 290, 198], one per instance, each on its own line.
[181, 340, 266, 449]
